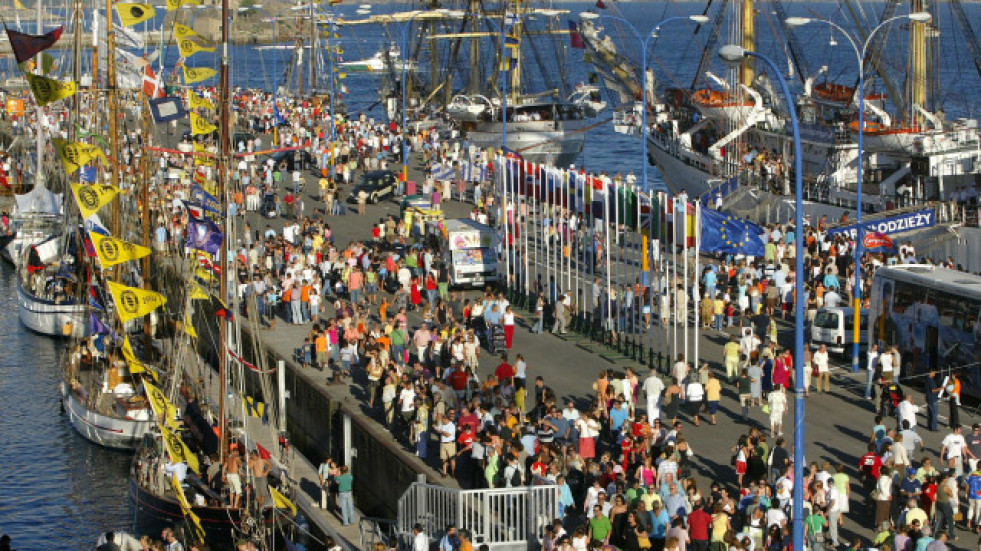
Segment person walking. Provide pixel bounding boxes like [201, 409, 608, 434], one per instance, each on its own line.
[814, 344, 831, 393]
[336, 465, 355, 525]
[767, 385, 788, 437]
[503, 305, 521, 349]
[684, 377, 704, 427]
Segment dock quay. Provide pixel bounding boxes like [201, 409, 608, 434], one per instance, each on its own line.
[169, 140, 981, 551]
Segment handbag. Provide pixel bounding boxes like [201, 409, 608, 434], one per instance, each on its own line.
[637, 536, 652, 550]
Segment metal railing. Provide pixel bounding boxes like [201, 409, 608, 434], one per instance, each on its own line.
[397, 482, 558, 551]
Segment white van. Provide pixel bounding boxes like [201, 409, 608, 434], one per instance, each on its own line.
[810, 307, 869, 354]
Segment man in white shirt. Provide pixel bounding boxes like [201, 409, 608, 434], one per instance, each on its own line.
[435, 413, 457, 478]
[824, 289, 841, 308]
[865, 343, 880, 400]
[643, 372, 666, 421]
[941, 425, 974, 479]
[898, 395, 921, 430]
[826, 480, 843, 546]
[814, 344, 831, 393]
[412, 524, 428, 551]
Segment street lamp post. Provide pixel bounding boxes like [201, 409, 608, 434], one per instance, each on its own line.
[786, 12, 932, 373]
[719, 44, 804, 551]
[578, 13, 708, 189]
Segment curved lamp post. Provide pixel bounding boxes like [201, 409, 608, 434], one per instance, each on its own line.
[786, 11, 931, 374]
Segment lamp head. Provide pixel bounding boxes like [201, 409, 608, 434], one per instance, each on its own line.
[907, 11, 932, 22]
[718, 44, 748, 65]
[689, 15, 709, 24]
[785, 17, 811, 28]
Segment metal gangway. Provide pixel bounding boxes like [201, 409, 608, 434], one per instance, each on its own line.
[396, 479, 559, 551]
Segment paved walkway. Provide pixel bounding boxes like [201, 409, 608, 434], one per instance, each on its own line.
[232, 151, 981, 548]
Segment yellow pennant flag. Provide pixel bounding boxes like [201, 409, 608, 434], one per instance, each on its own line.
[144, 380, 180, 430]
[121, 337, 158, 382]
[188, 282, 208, 300]
[171, 474, 206, 542]
[89, 232, 150, 268]
[184, 311, 198, 339]
[54, 138, 107, 175]
[14, 0, 28, 9]
[194, 267, 216, 283]
[71, 183, 119, 218]
[182, 65, 216, 84]
[270, 486, 297, 515]
[193, 141, 215, 167]
[115, 3, 155, 26]
[189, 113, 217, 136]
[175, 24, 215, 57]
[107, 280, 166, 323]
[25, 73, 76, 106]
[188, 90, 214, 110]
[165, 0, 202, 10]
[159, 423, 201, 473]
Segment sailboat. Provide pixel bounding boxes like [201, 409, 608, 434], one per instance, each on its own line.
[580, 0, 980, 215]
[340, 43, 416, 73]
[126, 1, 299, 547]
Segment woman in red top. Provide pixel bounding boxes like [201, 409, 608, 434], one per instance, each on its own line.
[409, 277, 423, 310]
[425, 272, 438, 311]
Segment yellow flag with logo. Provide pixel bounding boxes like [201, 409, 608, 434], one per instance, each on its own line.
[144, 380, 179, 430]
[194, 267, 216, 283]
[270, 486, 297, 515]
[89, 232, 150, 267]
[182, 65, 216, 84]
[171, 474, 206, 541]
[165, 0, 201, 10]
[107, 280, 166, 323]
[71, 183, 119, 218]
[26, 73, 76, 106]
[122, 337, 159, 382]
[188, 90, 214, 110]
[115, 3, 155, 26]
[175, 24, 215, 57]
[188, 282, 208, 300]
[160, 423, 200, 473]
[189, 112, 217, 136]
[54, 138, 107, 175]
[193, 142, 215, 167]
[184, 311, 198, 339]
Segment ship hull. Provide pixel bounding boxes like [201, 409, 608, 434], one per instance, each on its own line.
[61, 382, 152, 450]
[466, 120, 589, 167]
[129, 476, 271, 547]
[18, 281, 88, 338]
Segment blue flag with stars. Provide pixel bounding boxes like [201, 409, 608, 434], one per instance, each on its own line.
[699, 208, 766, 257]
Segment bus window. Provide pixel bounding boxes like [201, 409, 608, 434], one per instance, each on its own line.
[892, 280, 919, 315]
[845, 314, 869, 332]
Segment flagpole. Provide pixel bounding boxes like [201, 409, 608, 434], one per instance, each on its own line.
[502, 156, 510, 294]
[613, 176, 620, 339]
[671, 196, 678, 365]
[694, 201, 701, 370]
[523, 167, 529, 302]
[683, 198, 689, 372]
[604, 179, 612, 336]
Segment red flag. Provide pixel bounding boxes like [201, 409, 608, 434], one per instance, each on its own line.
[142, 65, 165, 98]
[568, 20, 585, 49]
[256, 443, 272, 460]
[5, 25, 63, 64]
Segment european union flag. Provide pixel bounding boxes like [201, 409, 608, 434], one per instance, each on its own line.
[699, 208, 766, 257]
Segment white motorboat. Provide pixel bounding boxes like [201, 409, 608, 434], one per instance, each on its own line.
[340, 46, 416, 73]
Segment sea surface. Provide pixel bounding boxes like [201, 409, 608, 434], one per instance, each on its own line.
[0, 265, 132, 551]
[1, 1, 980, 548]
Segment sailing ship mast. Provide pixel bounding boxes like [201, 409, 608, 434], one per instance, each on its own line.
[218, 0, 231, 462]
[909, 0, 927, 124]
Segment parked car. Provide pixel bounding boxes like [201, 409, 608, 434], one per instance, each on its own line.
[346, 170, 398, 204]
[264, 149, 316, 172]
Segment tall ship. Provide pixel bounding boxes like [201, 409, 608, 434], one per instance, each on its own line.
[355, 1, 606, 166]
[579, 0, 981, 217]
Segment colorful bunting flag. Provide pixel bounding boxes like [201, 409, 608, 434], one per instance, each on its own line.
[107, 280, 167, 323]
[181, 65, 216, 84]
[4, 25, 63, 64]
[25, 73, 76, 106]
[116, 3, 155, 26]
[71, 183, 119, 218]
[89, 232, 151, 267]
[189, 112, 217, 136]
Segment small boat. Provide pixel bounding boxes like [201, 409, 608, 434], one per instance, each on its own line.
[16, 237, 88, 338]
[2, 185, 64, 267]
[61, 336, 154, 450]
[340, 45, 415, 73]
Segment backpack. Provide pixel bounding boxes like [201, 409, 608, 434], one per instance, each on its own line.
[493, 466, 506, 488]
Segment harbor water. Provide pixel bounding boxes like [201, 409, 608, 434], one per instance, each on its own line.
[0, 266, 132, 550]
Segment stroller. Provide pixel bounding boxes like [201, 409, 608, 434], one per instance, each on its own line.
[879, 381, 904, 416]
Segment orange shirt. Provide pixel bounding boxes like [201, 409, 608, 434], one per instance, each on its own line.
[315, 334, 328, 353]
[301, 285, 311, 302]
